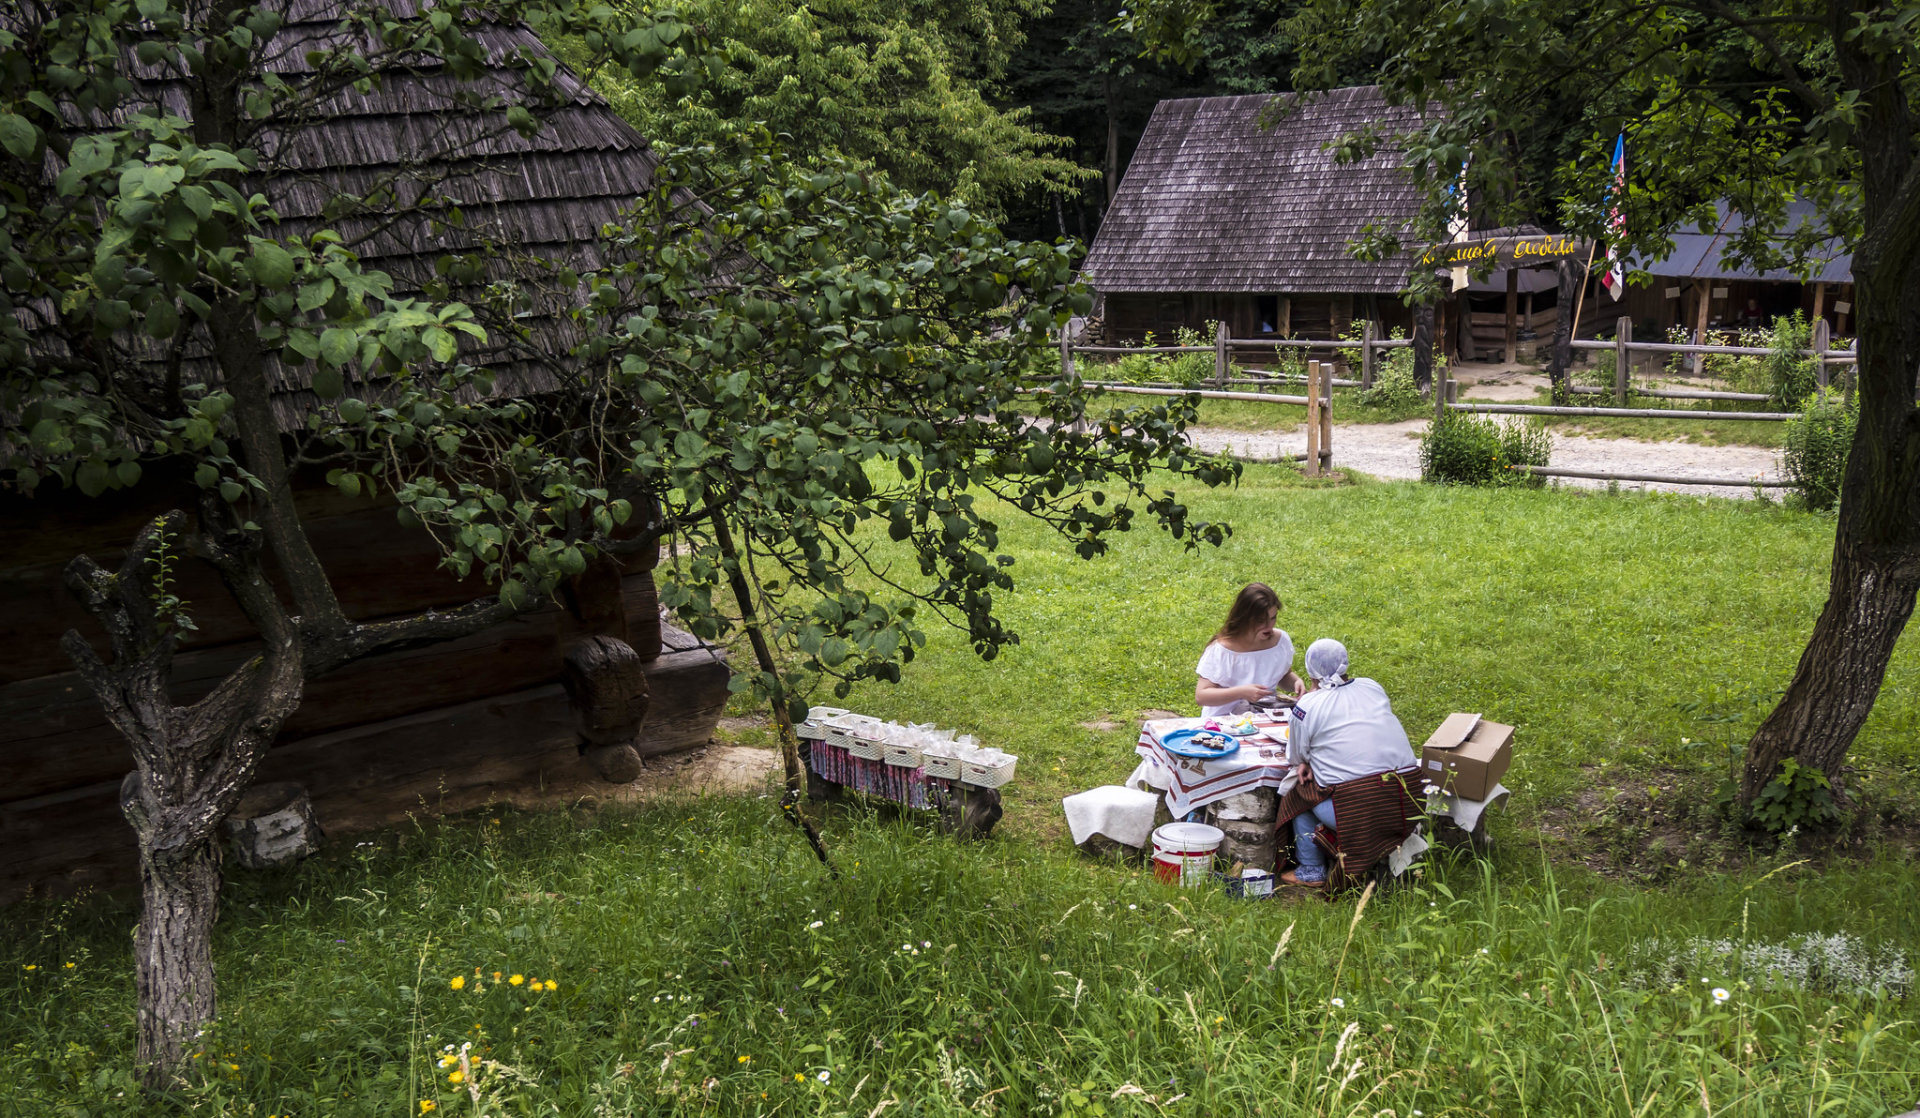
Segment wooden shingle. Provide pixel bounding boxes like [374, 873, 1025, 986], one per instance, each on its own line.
[1083, 87, 1432, 296]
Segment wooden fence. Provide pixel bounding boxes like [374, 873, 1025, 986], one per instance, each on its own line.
[1060, 321, 1409, 393]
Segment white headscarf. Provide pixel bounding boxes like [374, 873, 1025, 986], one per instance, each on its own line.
[1305, 639, 1351, 688]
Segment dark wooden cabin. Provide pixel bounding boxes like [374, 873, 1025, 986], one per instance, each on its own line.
[0, 8, 729, 903]
[1081, 87, 1433, 345]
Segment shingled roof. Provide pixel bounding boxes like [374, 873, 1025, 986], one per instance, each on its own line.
[1082, 87, 1433, 296]
[17, 0, 666, 430]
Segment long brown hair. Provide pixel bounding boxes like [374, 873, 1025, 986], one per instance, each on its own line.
[1210, 582, 1281, 646]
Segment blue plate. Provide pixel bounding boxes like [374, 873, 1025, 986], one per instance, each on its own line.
[1161, 728, 1241, 760]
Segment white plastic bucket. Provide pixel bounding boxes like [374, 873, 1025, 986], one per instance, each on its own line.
[1151, 822, 1224, 887]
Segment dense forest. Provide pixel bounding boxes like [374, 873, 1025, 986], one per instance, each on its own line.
[571, 0, 1305, 245]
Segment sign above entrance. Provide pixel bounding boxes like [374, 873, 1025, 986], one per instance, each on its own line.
[1417, 234, 1592, 270]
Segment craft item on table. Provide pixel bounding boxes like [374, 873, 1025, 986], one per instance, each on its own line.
[1161, 727, 1241, 760]
[1204, 714, 1260, 737]
[1061, 785, 1159, 850]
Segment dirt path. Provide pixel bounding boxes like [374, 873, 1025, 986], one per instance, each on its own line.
[1188, 419, 1786, 500]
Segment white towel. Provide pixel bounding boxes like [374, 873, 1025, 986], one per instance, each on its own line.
[1424, 783, 1511, 833]
[1062, 785, 1160, 849]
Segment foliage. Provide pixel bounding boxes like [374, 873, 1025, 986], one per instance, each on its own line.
[1783, 390, 1859, 512]
[1761, 313, 1818, 408]
[1095, 325, 1218, 386]
[1748, 757, 1841, 835]
[567, 0, 1093, 222]
[1418, 411, 1551, 487]
[3, 799, 1918, 1116]
[1342, 326, 1421, 410]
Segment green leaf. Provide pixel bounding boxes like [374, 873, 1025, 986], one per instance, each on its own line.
[114, 461, 142, 488]
[219, 480, 243, 502]
[310, 366, 344, 399]
[0, 113, 36, 159]
[248, 241, 295, 288]
[319, 327, 357, 366]
[423, 325, 457, 363]
[75, 460, 109, 498]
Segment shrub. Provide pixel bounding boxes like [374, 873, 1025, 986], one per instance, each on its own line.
[1352, 328, 1421, 410]
[1104, 325, 1218, 386]
[1419, 410, 1552, 486]
[1782, 389, 1857, 511]
[1761, 313, 1819, 406]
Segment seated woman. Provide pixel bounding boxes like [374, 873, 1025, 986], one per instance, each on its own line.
[1279, 639, 1420, 888]
[1195, 582, 1305, 718]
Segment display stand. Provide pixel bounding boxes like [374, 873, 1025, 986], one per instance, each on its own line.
[802, 739, 1003, 839]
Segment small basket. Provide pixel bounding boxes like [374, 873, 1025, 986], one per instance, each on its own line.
[882, 743, 924, 769]
[921, 752, 963, 780]
[824, 714, 879, 751]
[959, 754, 1018, 788]
[844, 729, 886, 761]
[799, 706, 851, 740]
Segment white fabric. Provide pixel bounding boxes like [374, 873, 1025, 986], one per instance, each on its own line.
[1061, 785, 1160, 849]
[1425, 783, 1511, 832]
[1304, 638, 1350, 685]
[1135, 717, 1291, 817]
[1195, 633, 1295, 717]
[1287, 677, 1417, 786]
[1387, 829, 1430, 877]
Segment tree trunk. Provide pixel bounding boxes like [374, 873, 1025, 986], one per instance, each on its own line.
[1546, 258, 1578, 401]
[1411, 301, 1435, 391]
[132, 824, 223, 1076]
[1738, 61, 1920, 809]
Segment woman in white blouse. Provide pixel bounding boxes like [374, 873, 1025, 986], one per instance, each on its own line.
[1194, 583, 1304, 717]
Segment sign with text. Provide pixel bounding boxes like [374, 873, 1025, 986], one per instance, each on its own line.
[1417, 234, 1591, 271]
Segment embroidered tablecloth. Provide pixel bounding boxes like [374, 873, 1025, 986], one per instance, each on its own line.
[1131, 716, 1292, 818]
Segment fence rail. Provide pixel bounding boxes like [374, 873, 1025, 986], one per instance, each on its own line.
[1515, 465, 1790, 488]
[1449, 402, 1791, 422]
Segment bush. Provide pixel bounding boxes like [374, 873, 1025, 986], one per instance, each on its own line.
[1782, 389, 1857, 511]
[1104, 325, 1217, 386]
[1351, 328, 1422, 410]
[1763, 313, 1819, 407]
[1419, 410, 1552, 486]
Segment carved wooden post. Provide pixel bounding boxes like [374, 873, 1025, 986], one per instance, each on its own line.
[1319, 358, 1333, 470]
[1360, 319, 1376, 391]
[1813, 317, 1832, 390]
[1060, 327, 1074, 380]
[1305, 361, 1322, 477]
[561, 635, 651, 782]
[1412, 301, 1435, 391]
[1615, 316, 1633, 406]
[1214, 320, 1229, 389]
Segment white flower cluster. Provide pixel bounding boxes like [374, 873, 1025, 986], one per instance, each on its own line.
[1628, 931, 1913, 999]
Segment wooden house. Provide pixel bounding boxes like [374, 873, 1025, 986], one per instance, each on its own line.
[0, 8, 729, 903]
[1616, 199, 1855, 341]
[1081, 87, 1434, 345]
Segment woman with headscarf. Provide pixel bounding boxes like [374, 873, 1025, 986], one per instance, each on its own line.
[1278, 639, 1420, 888]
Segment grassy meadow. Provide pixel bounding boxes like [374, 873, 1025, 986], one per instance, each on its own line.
[5, 466, 1919, 1117]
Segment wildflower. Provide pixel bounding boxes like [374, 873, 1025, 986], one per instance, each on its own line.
[809, 920, 824, 929]
[450, 976, 465, 990]
[1128, 904, 1137, 910]
[63, 962, 75, 969]
[1329, 997, 1345, 1008]
[449, 1070, 465, 1084]
[794, 1073, 804, 1082]
[493, 972, 502, 981]
[737, 1055, 751, 1063]
[921, 940, 931, 949]
[226, 1063, 239, 1071]
[509, 974, 525, 986]
[421, 1103, 437, 1114]
[544, 980, 557, 991]
[1712, 987, 1731, 1004]
[1214, 1015, 1225, 1024]
[439, 1056, 456, 1068]
[818, 1071, 831, 1083]
[22, 965, 35, 971]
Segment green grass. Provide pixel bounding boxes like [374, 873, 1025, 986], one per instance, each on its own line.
[6, 469, 1919, 1116]
[5, 802, 1917, 1117]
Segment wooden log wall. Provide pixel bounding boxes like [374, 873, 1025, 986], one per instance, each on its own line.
[0, 479, 729, 903]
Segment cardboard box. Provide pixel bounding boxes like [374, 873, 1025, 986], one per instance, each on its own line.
[1420, 713, 1513, 801]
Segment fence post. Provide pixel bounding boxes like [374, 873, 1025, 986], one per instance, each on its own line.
[1813, 317, 1831, 389]
[1214, 321, 1229, 389]
[1434, 353, 1449, 422]
[1060, 329, 1074, 381]
[1305, 361, 1322, 477]
[1615, 316, 1632, 407]
[1320, 358, 1333, 471]
[1360, 320, 1376, 392]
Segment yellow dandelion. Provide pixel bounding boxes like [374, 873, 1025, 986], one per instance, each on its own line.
[509, 974, 524, 986]
[420, 1102, 437, 1114]
[1214, 1015, 1225, 1024]
[448, 1069, 465, 1084]
[737, 1054, 751, 1063]
[450, 976, 465, 990]
[544, 980, 557, 991]
[63, 962, 75, 969]
[22, 965, 35, 971]
[226, 1063, 239, 1071]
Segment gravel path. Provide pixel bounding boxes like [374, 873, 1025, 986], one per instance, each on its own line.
[1187, 420, 1787, 500]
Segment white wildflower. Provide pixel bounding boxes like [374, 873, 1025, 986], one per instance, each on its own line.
[1712, 987, 1730, 1004]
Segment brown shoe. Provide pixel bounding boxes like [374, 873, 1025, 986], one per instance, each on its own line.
[1279, 870, 1326, 888]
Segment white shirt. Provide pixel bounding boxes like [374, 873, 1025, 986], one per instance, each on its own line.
[1195, 633, 1295, 718]
[1287, 678, 1417, 787]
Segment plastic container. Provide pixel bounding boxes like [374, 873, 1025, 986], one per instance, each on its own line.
[882, 743, 924, 769]
[959, 753, 1018, 788]
[1151, 822, 1224, 887]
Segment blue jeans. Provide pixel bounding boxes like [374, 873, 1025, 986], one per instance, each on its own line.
[1291, 800, 1337, 882]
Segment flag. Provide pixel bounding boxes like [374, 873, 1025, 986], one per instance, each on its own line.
[1602, 135, 1626, 300]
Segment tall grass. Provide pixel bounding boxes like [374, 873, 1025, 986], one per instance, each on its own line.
[5, 802, 1916, 1116]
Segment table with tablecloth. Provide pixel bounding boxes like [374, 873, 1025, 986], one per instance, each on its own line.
[1129, 716, 1294, 818]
